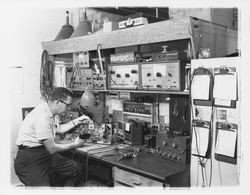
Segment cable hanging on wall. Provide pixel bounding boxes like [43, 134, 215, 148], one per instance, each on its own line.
[40, 50, 54, 100]
[190, 67, 214, 187]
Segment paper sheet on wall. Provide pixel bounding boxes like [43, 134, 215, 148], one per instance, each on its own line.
[191, 75, 210, 100]
[54, 66, 66, 87]
[215, 129, 237, 157]
[191, 127, 209, 157]
[213, 74, 237, 100]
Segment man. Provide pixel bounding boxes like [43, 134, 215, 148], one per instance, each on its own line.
[14, 87, 91, 187]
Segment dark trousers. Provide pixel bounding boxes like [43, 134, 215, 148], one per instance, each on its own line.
[14, 147, 84, 187]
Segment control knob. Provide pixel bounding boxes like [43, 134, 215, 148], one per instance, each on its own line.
[162, 140, 167, 146]
[131, 69, 137, 74]
[156, 72, 162, 77]
[171, 142, 177, 148]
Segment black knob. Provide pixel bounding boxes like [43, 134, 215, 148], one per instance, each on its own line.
[157, 85, 162, 88]
[125, 73, 130, 78]
[168, 73, 173, 77]
[131, 69, 137, 73]
[147, 73, 151, 77]
[116, 74, 121, 78]
[156, 72, 162, 77]
[109, 70, 115, 74]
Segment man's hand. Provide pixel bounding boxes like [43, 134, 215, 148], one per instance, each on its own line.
[78, 114, 92, 123]
[74, 137, 85, 148]
[72, 115, 93, 126]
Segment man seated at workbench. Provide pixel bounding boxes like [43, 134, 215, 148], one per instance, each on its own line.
[14, 87, 92, 187]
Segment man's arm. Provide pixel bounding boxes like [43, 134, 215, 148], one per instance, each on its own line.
[57, 114, 92, 134]
[42, 137, 85, 154]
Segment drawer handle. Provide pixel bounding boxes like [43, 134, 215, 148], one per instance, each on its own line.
[132, 180, 142, 186]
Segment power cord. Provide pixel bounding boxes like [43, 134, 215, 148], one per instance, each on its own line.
[190, 67, 215, 187]
[40, 50, 54, 100]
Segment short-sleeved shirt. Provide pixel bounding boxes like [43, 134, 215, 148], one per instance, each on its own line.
[16, 102, 60, 147]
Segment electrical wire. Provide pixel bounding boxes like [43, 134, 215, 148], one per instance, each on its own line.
[218, 161, 223, 186]
[190, 66, 215, 187]
[40, 50, 54, 100]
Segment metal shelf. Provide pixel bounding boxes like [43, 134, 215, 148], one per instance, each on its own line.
[71, 88, 190, 95]
[123, 112, 152, 118]
[42, 17, 191, 54]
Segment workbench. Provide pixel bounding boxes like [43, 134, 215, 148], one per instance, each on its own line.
[68, 143, 190, 187]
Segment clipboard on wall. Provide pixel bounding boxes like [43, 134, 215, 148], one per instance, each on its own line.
[213, 67, 237, 108]
[214, 122, 237, 164]
[191, 68, 213, 106]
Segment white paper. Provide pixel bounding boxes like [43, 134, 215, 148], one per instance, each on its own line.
[191, 75, 210, 100]
[215, 129, 237, 157]
[192, 127, 209, 157]
[54, 66, 66, 87]
[214, 99, 231, 107]
[213, 74, 237, 100]
[125, 123, 131, 131]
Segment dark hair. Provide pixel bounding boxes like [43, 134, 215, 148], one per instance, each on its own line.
[49, 87, 73, 101]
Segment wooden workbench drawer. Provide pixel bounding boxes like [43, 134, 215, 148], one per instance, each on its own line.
[114, 167, 164, 187]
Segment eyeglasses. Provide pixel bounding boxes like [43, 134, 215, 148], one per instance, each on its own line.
[59, 100, 72, 107]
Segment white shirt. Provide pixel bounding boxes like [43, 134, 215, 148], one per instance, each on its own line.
[16, 102, 60, 147]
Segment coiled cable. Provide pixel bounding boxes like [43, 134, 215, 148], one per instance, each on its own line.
[40, 50, 54, 100]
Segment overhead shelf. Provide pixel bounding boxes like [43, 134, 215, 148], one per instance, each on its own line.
[41, 17, 191, 54]
[72, 89, 190, 95]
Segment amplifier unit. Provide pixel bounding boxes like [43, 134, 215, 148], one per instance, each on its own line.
[141, 61, 185, 91]
[73, 51, 89, 68]
[92, 72, 106, 90]
[156, 132, 191, 164]
[108, 63, 140, 89]
[116, 121, 144, 145]
[70, 68, 93, 90]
